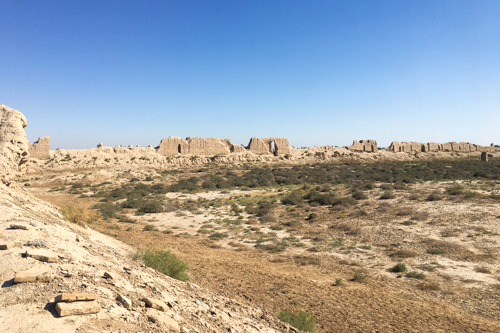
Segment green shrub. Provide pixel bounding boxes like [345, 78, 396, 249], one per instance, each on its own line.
[134, 249, 188, 281]
[209, 232, 229, 240]
[282, 193, 303, 205]
[92, 202, 120, 219]
[137, 201, 163, 213]
[390, 262, 407, 273]
[352, 190, 368, 200]
[427, 248, 445, 255]
[143, 224, 158, 231]
[277, 310, 316, 333]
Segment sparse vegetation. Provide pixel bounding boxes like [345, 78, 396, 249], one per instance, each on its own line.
[278, 310, 316, 333]
[134, 249, 188, 281]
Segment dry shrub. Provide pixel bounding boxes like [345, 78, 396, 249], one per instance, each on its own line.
[411, 211, 430, 221]
[377, 203, 392, 212]
[391, 249, 418, 258]
[246, 218, 259, 225]
[475, 266, 492, 274]
[339, 259, 359, 266]
[440, 228, 460, 237]
[60, 205, 98, 225]
[417, 282, 441, 291]
[350, 209, 368, 216]
[307, 246, 321, 252]
[201, 239, 222, 249]
[294, 256, 321, 266]
[408, 193, 420, 201]
[396, 208, 413, 216]
[335, 222, 362, 235]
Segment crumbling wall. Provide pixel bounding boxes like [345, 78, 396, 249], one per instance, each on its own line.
[348, 140, 378, 153]
[29, 136, 51, 159]
[247, 137, 290, 156]
[390, 141, 495, 153]
[247, 137, 271, 155]
[230, 144, 246, 153]
[0, 103, 29, 186]
[156, 136, 188, 155]
[262, 137, 290, 156]
[186, 137, 231, 155]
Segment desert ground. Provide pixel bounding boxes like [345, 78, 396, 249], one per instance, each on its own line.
[22, 156, 500, 332]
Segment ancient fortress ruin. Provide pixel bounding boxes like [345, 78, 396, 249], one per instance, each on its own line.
[28, 135, 291, 160]
[388, 141, 495, 153]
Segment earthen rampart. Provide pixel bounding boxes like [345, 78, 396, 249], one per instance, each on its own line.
[389, 141, 494, 153]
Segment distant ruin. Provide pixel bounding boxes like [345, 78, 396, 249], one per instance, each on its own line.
[347, 140, 378, 153]
[24, 132, 496, 161]
[28, 136, 51, 159]
[156, 136, 290, 157]
[389, 141, 495, 153]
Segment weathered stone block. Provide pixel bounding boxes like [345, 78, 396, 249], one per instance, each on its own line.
[55, 301, 101, 317]
[0, 242, 14, 250]
[55, 293, 97, 303]
[143, 297, 169, 312]
[103, 271, 116, 279]
[25, 249, 59, 263]
[14, 271, 53, 283]
[481, 152, 488, 162]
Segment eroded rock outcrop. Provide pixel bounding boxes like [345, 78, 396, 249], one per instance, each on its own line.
[348, 140, 378, 153]
[29, 136, 51, 159]
[0, 103, 29, 185]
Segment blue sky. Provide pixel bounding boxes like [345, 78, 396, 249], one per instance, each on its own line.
[1, 0, 499, 149]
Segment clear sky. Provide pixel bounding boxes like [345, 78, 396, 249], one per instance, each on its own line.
[1, 0, 499, 149]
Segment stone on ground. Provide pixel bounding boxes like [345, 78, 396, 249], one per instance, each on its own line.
[0, 242, 14, 250]
[143, 297, 169, 312]
[55, 293, 98, 303]
[25, 249, 59, 263]
[55, 300, 101, 317]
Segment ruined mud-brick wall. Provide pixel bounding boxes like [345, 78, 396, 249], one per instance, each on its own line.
[246, 137, 290, 156]
[185, 137, 231, 155]
[0, 104, 29, 185]
[390, 141, 495, 153]
[348, 140, 378, 153]
[156, 136, 291, 156]
[29, 136, 51, 159]
[156, 136, 189, 155]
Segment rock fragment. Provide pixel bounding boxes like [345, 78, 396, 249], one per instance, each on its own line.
[55, 301, 101, 317]
[146, 308, 180, 332]
[143, 298, 169, 312]
[117, 294, 132, 309]
[103, 271, 116, 279]
[14, 271, 53, 283]
[0, 242, 14, 250]
[25, 249, 59, 263]
[55, 293, 97, 303]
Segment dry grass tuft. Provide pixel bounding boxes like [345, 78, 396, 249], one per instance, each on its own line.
[474, 266, 492, 274]
[60, 205, 98, 225]
[417, 282, 441, 291]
